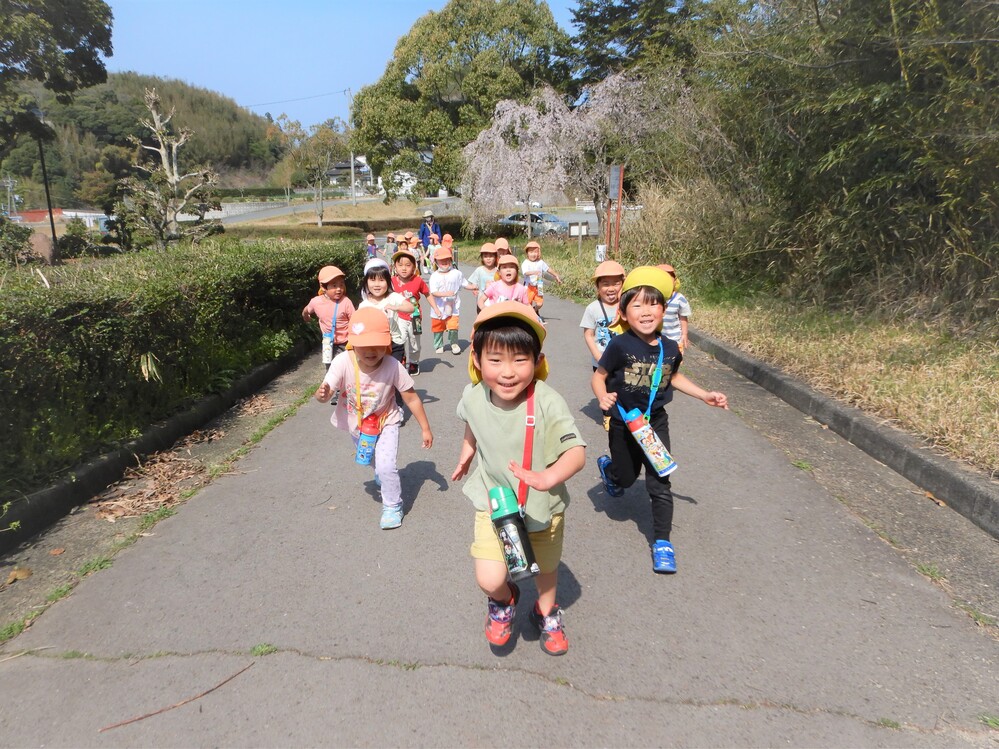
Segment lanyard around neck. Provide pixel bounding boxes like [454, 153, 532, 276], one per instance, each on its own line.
[351, 352, 365, 419]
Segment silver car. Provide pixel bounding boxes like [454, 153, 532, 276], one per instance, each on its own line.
[497, 211, 570, 238]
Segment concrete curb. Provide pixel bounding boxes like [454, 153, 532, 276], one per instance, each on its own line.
[0, 343, 312, 555]
[690, 329, 999, 539]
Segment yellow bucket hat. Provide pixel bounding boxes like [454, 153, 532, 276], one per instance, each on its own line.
[467, 301, 549, 384]
[611, 265, 676, 334]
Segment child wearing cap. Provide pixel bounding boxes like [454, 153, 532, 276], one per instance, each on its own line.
[493, 237, 511, 279]
[580, 260, 626, 430]
[429, 245, 476, 355]
[384, 232, 398, 257]
[316, 308, 434, 530]
[580, 260, 626, 369]
[441, 233, 455, 263]
[412, 235, 433, 276]
[658, 264, 691, 352]
[302, 265, 356, 373]
[591, 266, 728, 574]
[520, 241, 562, 322]
[426, 233, 442, 272]
[358, 258, 414, 364]
[467, 243, 500, 312]
[451, 301, 586, 655]
[392, 247, 441, 376]
[364, 234, 380, 259]
[479, 254, 529, 307]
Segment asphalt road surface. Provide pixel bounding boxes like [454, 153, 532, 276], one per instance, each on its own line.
[1, 289, 996, 747]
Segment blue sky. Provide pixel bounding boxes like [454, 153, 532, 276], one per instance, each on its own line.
[103, 0, 579, 128]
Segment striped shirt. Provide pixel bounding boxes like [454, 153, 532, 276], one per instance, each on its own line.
[662, 292, 692, 342]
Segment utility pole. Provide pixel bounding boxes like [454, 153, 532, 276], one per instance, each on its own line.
[346, 88, 357, 207]
[1, 175, 15, 217]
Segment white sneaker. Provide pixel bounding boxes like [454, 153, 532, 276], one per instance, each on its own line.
[435, 346, 444, 354]
[451, 343, 461, 355]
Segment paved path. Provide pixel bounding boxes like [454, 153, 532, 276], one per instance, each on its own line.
[1, 290, 996, 747]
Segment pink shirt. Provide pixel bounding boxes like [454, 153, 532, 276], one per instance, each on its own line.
[483, 280, 529, 305]
[304, 295, 355, 341]
[322, 350, 415, 436]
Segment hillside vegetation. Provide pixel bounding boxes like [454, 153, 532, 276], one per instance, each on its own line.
[1, 73, 282, 211]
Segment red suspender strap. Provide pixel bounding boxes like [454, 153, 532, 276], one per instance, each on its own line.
[517, 382, 536, 512]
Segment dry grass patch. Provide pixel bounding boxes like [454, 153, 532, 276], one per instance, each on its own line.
[693, 301, 999, 477]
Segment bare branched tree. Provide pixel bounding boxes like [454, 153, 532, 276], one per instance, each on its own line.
[118, 88, 219, 249]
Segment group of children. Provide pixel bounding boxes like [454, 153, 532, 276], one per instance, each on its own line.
[365, 229, 457, 276]
[303, 237, 724, 657]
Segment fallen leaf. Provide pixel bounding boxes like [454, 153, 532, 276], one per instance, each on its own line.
[925, 491, 946, 507]
[5, 567, 32, 585]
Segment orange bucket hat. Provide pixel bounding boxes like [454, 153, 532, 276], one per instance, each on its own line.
[347, 307, 392, 352]
[467, 301, 549, 384]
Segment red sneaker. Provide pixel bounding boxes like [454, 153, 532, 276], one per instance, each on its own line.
[529, 603, 568, 656]
[484, 581, 520, 646]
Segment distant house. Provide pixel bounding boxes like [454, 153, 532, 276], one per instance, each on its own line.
[325, 157, 371, 191]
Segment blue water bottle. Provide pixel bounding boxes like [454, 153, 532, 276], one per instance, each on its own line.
[355, 413, 381, 465]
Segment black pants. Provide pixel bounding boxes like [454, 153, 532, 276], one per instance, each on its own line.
[606, 408, 674, 542]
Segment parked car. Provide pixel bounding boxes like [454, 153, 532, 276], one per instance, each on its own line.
[497, 211, 570, 237]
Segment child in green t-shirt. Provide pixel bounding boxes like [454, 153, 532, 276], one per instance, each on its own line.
[451, 301, 586, 656]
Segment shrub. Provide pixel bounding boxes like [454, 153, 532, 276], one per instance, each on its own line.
[0, 217, 37, 266]
[57, 218, 106, 259]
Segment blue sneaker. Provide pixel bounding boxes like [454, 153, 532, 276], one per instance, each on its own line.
[379, 505, 403, 529]
[652, 540, 676, 574]
[597, 455, 623, 497]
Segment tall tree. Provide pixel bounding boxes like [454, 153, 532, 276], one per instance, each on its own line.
[569, 0, 708, 84]
[117, 89, 219, 249]
[0, 0, 113, 155]
[351, 0, 570, 197]
[280, 116, 350, 226]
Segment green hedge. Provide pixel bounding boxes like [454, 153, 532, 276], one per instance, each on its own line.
[217, 187, 290, 199]
[0, 237, 363, 501]
[223, 224, 362, 241]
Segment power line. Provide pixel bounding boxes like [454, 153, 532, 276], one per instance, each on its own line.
[244, 89, 351, 108]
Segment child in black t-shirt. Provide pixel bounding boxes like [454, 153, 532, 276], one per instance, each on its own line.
[591, 266, 728, 574]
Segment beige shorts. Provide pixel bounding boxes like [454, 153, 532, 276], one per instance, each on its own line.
[470, 511, 564, 574]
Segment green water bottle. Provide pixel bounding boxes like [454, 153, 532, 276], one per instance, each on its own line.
[489, 487, 539, 580]
[410, 292, 422, 334]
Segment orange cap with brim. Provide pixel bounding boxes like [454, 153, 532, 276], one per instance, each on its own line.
[524, 240, 541, 251]
[347, 308, 392, 350]
[441, 233, 453, 245]
[467, 301, 549, 384]
[494, 237, 510, 251]
[392, 248, 417, 265]
[318, 265, 345, 284]
[592, 260, 626, 281]
[479, 242, 497, 254]
[497, 254, 519, 267]
[657, 264, 681, 291]
[433, 246, 453, 260]
[366, 233, 375, 241]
